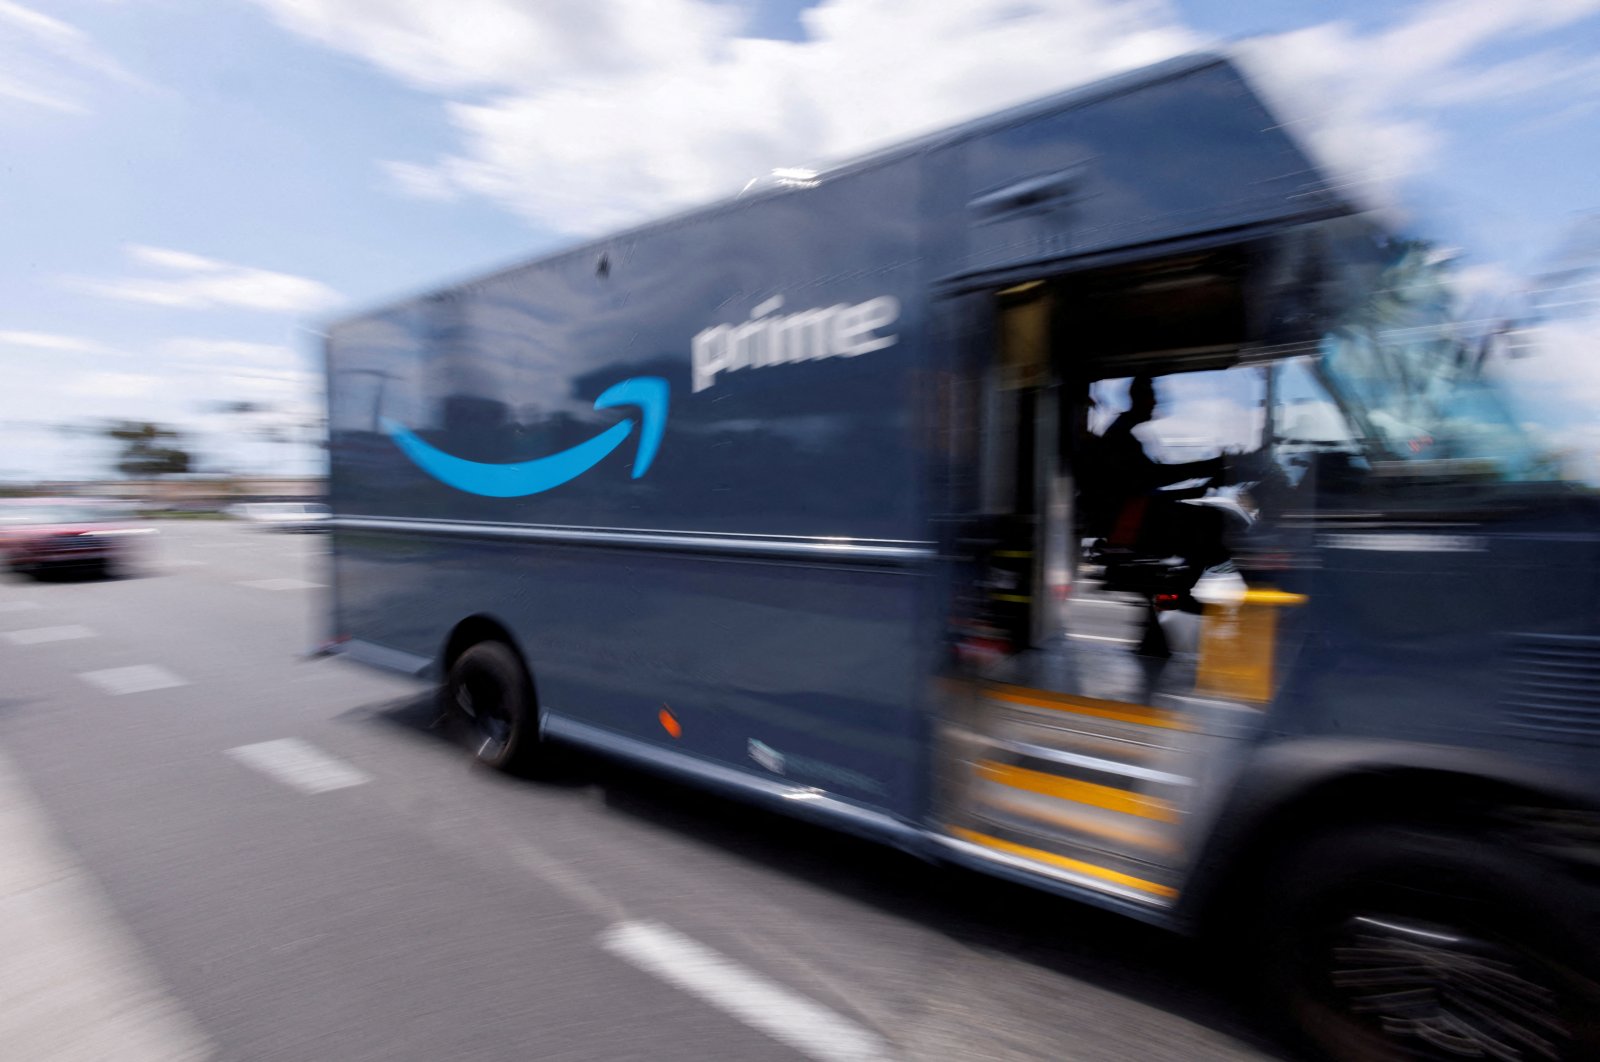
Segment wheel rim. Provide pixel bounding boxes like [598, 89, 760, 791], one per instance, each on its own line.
[1315, 907, 1572, 1061]
[456, 670, 512, 760]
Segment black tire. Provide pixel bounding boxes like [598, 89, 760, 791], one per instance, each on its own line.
[1257, 826, 1600, 1062]
[443, 641, 543, 774]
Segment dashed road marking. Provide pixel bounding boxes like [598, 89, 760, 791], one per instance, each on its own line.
[598, 921, 893, 1062]
[80, 666, 189, 696]
[225, 739, 371, 794]
[3, 624, 95, 645]
[238, 578, 324, 591]
[0, 600, 40, 613]
[0, 745, 212, 1060]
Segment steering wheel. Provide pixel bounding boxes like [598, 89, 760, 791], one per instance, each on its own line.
[1224, 447, 1274, 487]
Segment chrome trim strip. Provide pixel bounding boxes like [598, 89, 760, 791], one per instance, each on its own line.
[541, 714, 922, 847]
[994, 739, 1196, 787]
[341, 638, 433, 677]
[332, 516, 935, 565]
[1319, 532, 1484, 553]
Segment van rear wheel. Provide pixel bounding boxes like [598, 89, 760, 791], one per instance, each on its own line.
[444, 641, 542, 773]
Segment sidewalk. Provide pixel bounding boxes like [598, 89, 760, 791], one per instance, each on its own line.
[0, 746, 212, 1061]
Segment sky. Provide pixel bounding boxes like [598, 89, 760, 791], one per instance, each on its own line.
[1, 0, 1597, 482]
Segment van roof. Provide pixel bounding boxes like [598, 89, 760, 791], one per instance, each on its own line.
[326, 52, 1265, 330]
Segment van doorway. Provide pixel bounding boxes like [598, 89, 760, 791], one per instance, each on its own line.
[934, 243, 1310, 900]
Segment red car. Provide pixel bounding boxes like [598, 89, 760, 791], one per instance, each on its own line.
[0, 499, 151, 579]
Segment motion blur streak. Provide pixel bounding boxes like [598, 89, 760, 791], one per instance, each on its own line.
[2, 2, 1598, 1061]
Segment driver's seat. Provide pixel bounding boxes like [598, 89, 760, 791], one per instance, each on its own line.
[1076, 445, 1199, 657]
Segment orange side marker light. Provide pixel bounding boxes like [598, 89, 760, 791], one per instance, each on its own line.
[658, 706, 682, 739]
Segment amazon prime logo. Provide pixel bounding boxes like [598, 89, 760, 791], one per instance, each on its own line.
[692, 294, 900, 392]
[382, 376, 668, 498]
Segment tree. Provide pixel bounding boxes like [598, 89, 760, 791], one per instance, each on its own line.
[203, 399, 323, 474]
[103, 421, 192, 478]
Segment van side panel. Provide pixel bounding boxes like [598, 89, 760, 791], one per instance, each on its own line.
[327, 156, 933, 819]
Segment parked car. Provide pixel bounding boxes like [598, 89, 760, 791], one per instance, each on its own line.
[232, 501, 331, 532]
[0, 499, 154, 578]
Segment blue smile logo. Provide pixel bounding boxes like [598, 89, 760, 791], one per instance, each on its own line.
[381, 376, 668, 498]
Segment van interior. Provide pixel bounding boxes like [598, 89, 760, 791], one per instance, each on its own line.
[949, 245, 1284, 672]
[936, 243, 1312, 883]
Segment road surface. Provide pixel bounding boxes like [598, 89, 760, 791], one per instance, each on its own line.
[0, 520, 1288, 1061]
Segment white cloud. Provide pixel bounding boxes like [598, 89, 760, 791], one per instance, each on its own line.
[1411, 50, 1600, 108]
[126, 245, 232, 273]
[382, 159, 460, 201]
[66, 371, 159, 399]
[1237, 0, 1600, 215]
[160, 338, 322, 418]
[72, 245, 344, 313]
[248, 0, 740, 95]
[261, 0, 1206, 232]
[255, 0, 1600, 235]
[1451, 262, 1522, 303]
[0, 69, 83, 112]
[0, 0, 141, 114]
[0, 330, 122, 356]
[1141, 396, 1265, 456]
[162, 337, 303, 364]
[1456, 246, 1600, 482]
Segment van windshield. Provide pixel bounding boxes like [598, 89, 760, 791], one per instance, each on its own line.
[1317, 242, 1559, 482]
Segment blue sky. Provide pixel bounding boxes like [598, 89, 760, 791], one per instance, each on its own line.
[1, 0, 1597, 481]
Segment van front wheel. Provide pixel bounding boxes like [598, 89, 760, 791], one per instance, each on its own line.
[444, 641, 542, 773]
[1260, 826, 1600, 1062]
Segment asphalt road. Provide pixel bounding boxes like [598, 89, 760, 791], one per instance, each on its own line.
[0, 520, 1289, 1062]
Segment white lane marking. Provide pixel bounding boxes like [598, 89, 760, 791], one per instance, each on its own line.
[0, 600, 40, 613]
[238, 578, 324, 591]
[225, 739, 371, 794]
[0, 745, 212, 1060]
[80, 666, 189, 696]
[598, 921, 894, 1062]
[3, 624, 95, 645]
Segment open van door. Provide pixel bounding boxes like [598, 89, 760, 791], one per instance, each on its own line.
[932, 242, 1321, 912]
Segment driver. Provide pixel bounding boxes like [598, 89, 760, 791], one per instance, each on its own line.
[1098, 375, 1230, 574]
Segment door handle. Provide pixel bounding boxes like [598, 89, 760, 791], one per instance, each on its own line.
[968, 165, 1087, 222]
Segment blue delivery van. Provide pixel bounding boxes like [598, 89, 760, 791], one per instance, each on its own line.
[324, 53, 1600, 1061]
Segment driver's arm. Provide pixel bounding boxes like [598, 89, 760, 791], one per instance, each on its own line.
[1150, 454, 1226, 487]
